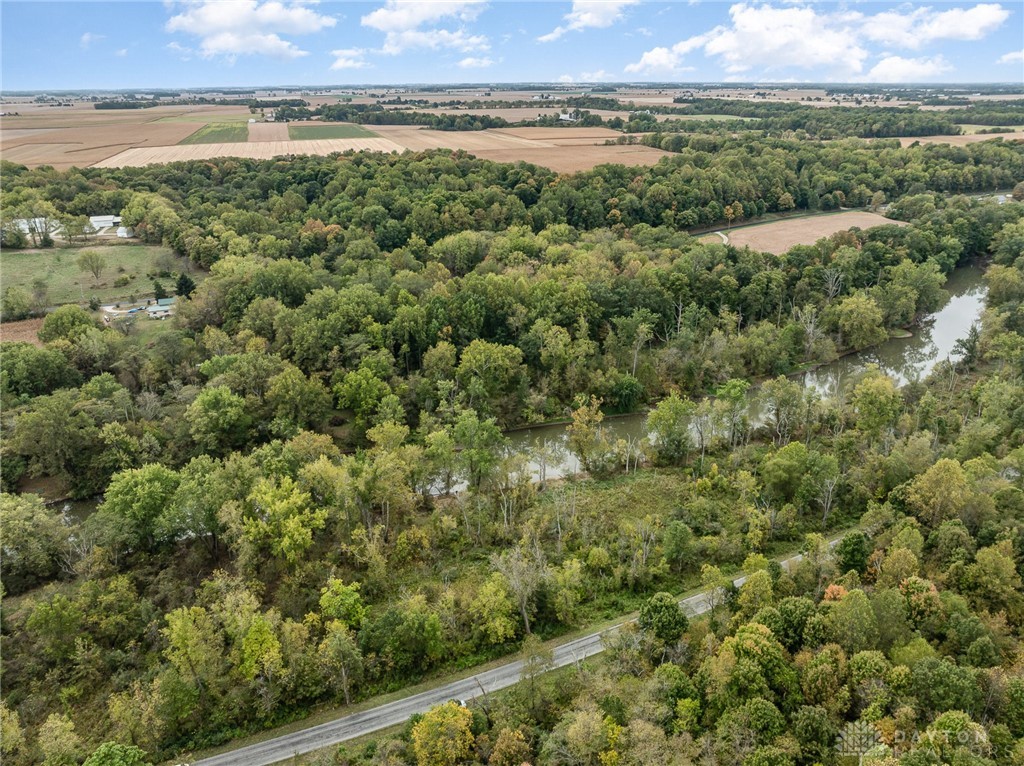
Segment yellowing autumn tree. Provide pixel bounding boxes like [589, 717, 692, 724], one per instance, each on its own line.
[411, 701, 474, 766]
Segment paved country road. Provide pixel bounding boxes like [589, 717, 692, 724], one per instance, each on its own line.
[191, 544, 827, 766]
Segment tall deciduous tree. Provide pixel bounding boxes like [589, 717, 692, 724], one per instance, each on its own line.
[411, 702, 475, 766]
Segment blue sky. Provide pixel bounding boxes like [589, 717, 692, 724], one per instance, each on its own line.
[2, 1, 1022, 90]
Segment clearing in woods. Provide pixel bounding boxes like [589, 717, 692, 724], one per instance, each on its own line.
[287, 123, 378, 139]
[724, 211, 907, 254]
[180, 123, 249, 144]
[1, 244, 200, 305]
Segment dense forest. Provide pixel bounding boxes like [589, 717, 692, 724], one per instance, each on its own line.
[1, 136, 1023, 765]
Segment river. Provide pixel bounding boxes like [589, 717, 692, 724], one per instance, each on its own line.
[56, 265, 986, 512]
[504, 263, 987, 480]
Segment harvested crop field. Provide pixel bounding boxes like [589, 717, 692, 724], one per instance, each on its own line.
[493, 127, 624, 142]
[0, 318, 44, 346]
[0, 104, 256, 167]
[92, 137, 406, 166]
[366, 125, 553, 150]
[726, 211, 906, 254]
[248, 122, 290, 142]
[1, 122, 203, 168]
[58, 122, 671, 172]
[897, 133, 1024, 147]
[472, 144, 670, 173]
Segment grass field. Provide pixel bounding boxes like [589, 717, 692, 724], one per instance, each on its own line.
[179, 122, 249, 144]
[288, 123, 378, 140]
[1, 244, 201, 305]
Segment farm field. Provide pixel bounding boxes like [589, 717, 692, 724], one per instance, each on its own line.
[180, 122, 249, 144]
[0, 244, 200, 306]
[288, 122, 378, 139]
[92, 137, 406, 166]
[0, 122, 203, 168]
[156, 113, 253, 123]
[897, 132, 1024, 147]
[725, 211, 906, 254]
[471, 143, 669, 173]
[0, 103, 252, 167]
[394, 106, 631, 122]
[247, 122, 289, 141]
[92, 126, 673, 172]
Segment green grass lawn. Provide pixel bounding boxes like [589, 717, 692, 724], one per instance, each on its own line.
[288, 123, 378, 140]
[0, 244, 202, 306]
[179, 122, 249, 143]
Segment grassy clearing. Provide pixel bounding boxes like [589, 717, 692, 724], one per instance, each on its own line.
[288, 123, 378, 140]
[0, 244, 201, 306]
[179, 122, 249, 143]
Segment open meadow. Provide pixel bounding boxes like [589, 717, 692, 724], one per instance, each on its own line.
[0, 243, 200, 306]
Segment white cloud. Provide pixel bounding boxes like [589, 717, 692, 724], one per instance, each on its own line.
[626, 2, 1008, 80]
[624, 32, 714, 75]
[115, 48, 128, 57]
[864, 55, 952, 82]
[558, 74, 575, 83]
[539, 0, 640, 42]
[330, 48, 369, 69]
[166, 41, 193, 61]
[997, 49, 1024, 64]
[80, 32, 105, 49]
[580, 69, 613, 81]
[165, 0, 336, 60]
[861, 4, 1009, 49]
[458, 56, 494, 68]
[701, 4, 868, 75]
[361, 0, 488, 54]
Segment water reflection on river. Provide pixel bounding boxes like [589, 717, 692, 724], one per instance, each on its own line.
[505, 264, 987, 480]
[59, 266, 987, 506]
